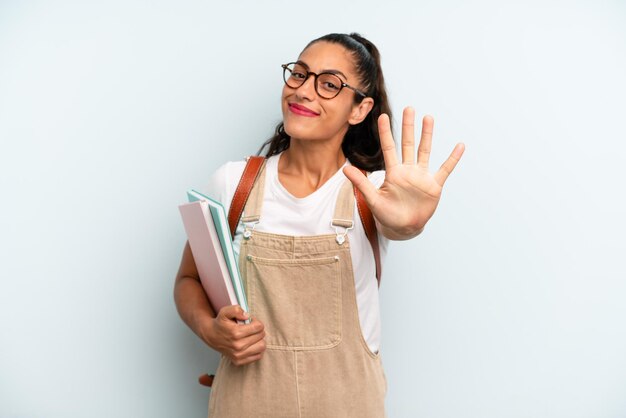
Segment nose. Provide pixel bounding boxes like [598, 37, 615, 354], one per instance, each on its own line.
[295, 73, 316, 101]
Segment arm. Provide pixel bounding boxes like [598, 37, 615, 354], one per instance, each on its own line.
[344, 107, 464, 241]
[174, 241, 266, 366]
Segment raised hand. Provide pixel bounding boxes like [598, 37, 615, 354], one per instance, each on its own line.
[343, 107, 465, 240]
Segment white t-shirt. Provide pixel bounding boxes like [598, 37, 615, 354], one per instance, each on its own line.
[205, 153, 388, 353]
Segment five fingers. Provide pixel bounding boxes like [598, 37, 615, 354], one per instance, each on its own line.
[379, 108, 463, 183]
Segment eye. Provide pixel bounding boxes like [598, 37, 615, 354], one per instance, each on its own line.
[291, 70, 307, 80]
[318, 74, 342, 92]
[290, 64, 309, 79]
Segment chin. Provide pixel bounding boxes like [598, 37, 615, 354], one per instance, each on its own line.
[285, 129, 318, 142]
[283, 120, 315, 140]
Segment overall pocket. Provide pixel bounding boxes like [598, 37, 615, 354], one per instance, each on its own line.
[245, 254, 342, 350]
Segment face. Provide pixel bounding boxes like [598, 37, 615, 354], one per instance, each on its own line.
[281, 41, 373, 145]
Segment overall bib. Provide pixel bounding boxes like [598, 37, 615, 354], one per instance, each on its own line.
[208, 166, 387, 418]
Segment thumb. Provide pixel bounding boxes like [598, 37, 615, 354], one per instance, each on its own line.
[343, 166, 378, 208]
[218, 305, 250, 322]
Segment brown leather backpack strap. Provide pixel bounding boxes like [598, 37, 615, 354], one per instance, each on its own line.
[227, 156, 266, 237]
[355, 170, 382, 286]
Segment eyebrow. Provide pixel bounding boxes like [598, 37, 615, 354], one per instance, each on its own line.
[295, 60, 348, 81]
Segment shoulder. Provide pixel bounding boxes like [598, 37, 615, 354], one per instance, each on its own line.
[205, 159, 248, 214]
[208, 160, 247, 188]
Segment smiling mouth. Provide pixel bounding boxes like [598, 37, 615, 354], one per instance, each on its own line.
[288, 103, 320, 117]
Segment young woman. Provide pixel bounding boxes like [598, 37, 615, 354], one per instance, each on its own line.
[174, 32, 464, 417]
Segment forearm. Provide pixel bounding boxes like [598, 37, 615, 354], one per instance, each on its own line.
[173, 242, 216, 343]
[174, 275, 216, 340]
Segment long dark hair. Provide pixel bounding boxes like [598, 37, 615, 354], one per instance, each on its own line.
[257, 33, 392, 171]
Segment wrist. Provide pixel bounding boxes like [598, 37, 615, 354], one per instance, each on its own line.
[193, 310, 216, 348]
[379, 223, 425, 241]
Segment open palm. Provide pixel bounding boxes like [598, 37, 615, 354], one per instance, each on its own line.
[344, 107, 465, 240]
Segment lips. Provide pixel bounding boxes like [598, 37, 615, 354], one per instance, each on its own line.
[288, 103, 320, 117]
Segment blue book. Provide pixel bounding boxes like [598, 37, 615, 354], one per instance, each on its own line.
[186, 189, 249, 318]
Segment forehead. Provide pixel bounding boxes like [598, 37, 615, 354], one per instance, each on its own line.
[297, 41, 357, 79]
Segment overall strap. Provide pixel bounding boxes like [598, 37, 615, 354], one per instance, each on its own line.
[331, 180, 356, 229]
[228, 156, 381, 286]
[331, 180, 356, 247]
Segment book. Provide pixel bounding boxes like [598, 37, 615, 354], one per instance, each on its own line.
[178, 189, 249, 322]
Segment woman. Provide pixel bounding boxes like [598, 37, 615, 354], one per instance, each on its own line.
[174, 32, 464, 417]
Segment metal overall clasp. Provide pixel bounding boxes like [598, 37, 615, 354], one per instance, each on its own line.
[242, 221, 258, 240]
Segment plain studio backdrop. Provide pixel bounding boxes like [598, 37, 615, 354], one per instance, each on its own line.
[1, 0, 625, 417]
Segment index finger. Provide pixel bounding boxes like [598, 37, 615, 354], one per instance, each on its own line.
[378, 113, 398, 169]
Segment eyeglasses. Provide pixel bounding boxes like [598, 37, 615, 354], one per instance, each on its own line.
[281, 62, 367, 100]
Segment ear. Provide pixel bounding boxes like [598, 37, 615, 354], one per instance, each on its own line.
[348, 97, 374, 125]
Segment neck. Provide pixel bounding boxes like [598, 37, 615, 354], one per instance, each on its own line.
[278, 138, 346, 197]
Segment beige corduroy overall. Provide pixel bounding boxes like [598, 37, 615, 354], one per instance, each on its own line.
[208, 167, 387, 418]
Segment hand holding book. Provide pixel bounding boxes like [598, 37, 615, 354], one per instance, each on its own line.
[179, 189, 266, 376]
[203, 305, 266, 366]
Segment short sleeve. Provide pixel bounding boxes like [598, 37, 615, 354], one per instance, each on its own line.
[204, 160, 247, 216]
